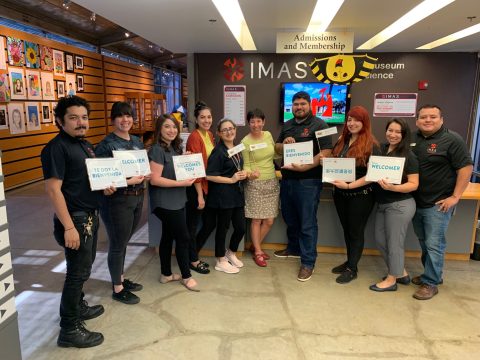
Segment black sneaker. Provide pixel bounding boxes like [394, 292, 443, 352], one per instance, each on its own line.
[190, 262, 210, 274]
[57, 321, 104, 348]
[331, 262, 348, 274]
[112, 289, 140, 305]
[79, 300, 104, 321]
[336, 268, 358, 284]
[273, 248, 300, 258]
[123, 279, 143, 292]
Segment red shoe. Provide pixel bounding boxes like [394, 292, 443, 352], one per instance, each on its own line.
[261, 251, 270, 260]
[253, 253, 267, 267]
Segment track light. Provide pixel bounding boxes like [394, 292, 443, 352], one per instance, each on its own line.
[62, 0, 71, 10]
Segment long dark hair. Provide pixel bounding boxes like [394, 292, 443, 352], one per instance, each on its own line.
[194, 100, 211, 129]
[153, 114, 182, 153]
[385, 118, 411, 157]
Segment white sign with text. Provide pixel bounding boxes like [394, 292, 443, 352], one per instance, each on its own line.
[113, 149, 151, 177]
[284, 141, 314, 165]
[86, 158, 128, 191]
[173, 153, 206, 181]
[322, 158, 356, 183]
[366, 156, 405, 184]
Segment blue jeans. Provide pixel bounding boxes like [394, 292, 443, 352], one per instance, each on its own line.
[280, 178, 322, 269]
[412, 205, 454, 286]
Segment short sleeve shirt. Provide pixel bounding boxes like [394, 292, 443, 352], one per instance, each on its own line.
[276, 114, 332, 179]
[41, 130, 100, 212]
[412, 127, 473, 208]
[148, 144, 187, 210]
[374, 144, 419, 204]
[206, 142, 244, 209]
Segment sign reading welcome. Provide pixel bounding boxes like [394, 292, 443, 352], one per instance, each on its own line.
[276, 32, 354, 53]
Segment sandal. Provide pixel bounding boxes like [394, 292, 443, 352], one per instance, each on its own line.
[190, 262, 210, 274]
[249, 244, 270, 260]
[181, 277, 200, 292]
[159, 273, 181, 284]
[253, 253, 267, 267]
[261, 251, 270, 260]
[199, 260, 210, 268]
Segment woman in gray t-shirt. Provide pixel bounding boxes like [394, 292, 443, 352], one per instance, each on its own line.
[149, 115, 198, 291]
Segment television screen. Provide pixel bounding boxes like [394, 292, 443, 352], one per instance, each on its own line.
[281, 82, 349, 124]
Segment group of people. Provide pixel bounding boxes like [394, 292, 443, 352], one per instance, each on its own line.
[41, 92, 472, 349]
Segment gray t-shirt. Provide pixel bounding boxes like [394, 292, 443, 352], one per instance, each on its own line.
[148, 143, 187, 210]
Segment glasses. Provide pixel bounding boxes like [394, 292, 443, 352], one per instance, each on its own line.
[220, 127, 235, 134]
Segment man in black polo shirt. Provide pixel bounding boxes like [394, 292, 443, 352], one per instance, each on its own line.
[411, 104, 473, 300]
[274, 91, 333, 281]
[41, 96, 115, 347]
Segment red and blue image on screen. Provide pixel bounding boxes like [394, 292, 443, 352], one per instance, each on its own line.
[281, 82, 349, 124]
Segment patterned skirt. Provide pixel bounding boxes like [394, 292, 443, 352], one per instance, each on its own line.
[244, 178, 280, 219]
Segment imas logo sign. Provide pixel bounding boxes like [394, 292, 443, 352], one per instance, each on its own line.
[224, 58, 244, 82]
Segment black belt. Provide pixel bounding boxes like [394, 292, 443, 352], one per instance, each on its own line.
[119, 188, 144, 196]
[336, 186, 373, 197]
[70, 210, 98, 217]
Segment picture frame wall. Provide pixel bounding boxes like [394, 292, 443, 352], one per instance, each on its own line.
[8, 67, 27, 100]
[26, 102, 41, 131]
[41, 102, 51, 123]
[41, 72, 55, 100]
[52, 49, 65, 78]
[0, 105, 8, 129]
[7, 102, 26, 134]
[26, 69, 42, 100]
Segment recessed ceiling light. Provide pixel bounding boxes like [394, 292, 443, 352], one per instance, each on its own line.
[357, 0, 455, 50]
[417, 22, 480, 49]
[306, 0, 344, 33]
[125, 32, 130, 38]
[211, 0, 256, 51]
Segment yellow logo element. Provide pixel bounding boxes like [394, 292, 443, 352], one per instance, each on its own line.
[309, 54, 378, 85]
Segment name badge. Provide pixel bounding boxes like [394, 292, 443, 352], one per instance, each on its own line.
[250, 143, 267, 151]
[227, 143, 246, 157]
[315, 127, 337, 138]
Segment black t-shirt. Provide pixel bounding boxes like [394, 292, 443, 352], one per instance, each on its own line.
[276, 114, 332, 180]
[206, 141, 244, 209]
[374, 143, 419, 204]
[412, 126, 473, 208]
[41, 130, 100, 212]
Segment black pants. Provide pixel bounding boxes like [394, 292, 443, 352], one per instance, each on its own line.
[100, 193, 144, 286]
[196, 206, 245, 258]
[153, 207, 191, 279]
[185, 186, 205, 263]
[53, 212, 99, 329]
[333, 188, 375, 272]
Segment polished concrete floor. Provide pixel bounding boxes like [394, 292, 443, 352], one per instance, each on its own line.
[6, 182, 480, 360]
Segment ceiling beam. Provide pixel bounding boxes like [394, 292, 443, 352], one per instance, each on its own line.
[98, 33, 139, 47]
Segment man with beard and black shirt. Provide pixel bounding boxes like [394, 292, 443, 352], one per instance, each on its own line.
[274, 91, 333, 281]
[41, 96, 115, 348]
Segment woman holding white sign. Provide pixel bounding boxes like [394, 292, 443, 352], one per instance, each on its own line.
[149, 115, 199, 291]
[196, 119, 247, 274]
[95, 102, 146, 305]
[370, 118, 418, 292]
[330, 106, 379, 284]
[186, 101, 215, 275]
[241, 108, 279, 267]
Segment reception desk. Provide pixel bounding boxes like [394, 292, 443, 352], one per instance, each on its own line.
[254, 182, 480, 261]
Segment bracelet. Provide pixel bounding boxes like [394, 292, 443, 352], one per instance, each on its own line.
[64, 227, 74, 232]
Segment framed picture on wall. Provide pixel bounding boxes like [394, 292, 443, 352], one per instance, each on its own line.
[25, 41, 40, 69]
[0, 74, 11, 102]
[0, 105, 8, 130]
[26, 69, 42, 100]
[52, 49, 65, 78]
[8, 67, 27, 100]
[6, 36, 24, 67]
[75, 55, 84, 70]
[57, 81, 65, 98]
[65, 53, 74, 72]
[0, 37, 6, 70]
[26, 102, 41, 131]
[77, 75, 84, 92]
[7, 102, 25, 134]
[41, 71, 55, 100]
[41, 102, 51, 123]
[40, 45, 54, 71]
[65, 73, 76, 96]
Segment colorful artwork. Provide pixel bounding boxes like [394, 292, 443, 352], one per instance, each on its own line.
[8, 67, 27, 100]
[6, 36, 24, 66]
[0, 74, 11, 102]
[40, 45, 53, 71]
[25, 41, 40, 68]
[0, 105, 7, 129]
[26, 102, 41, 131]
[41, 71, 55, 100]
[0, 37, 6, 70]
[52, 49, 65, 77]
[26, 70, 42, 100]
[65, 73, 76, 96]
[7, 103, 25, 134]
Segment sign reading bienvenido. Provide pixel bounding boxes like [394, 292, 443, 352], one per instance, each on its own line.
[276, 32, 354, 53]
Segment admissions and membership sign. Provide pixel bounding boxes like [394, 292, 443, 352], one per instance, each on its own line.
[173, 153, 206, 181]
[276, 32, 354, 53]
[366, 156, 405, 184]
[283, 141, 314, 165]
[224, 86, 246, 126]
[113, 149, 151, 177]
[86, 158, 128, 191]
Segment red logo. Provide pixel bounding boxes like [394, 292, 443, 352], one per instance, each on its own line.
[427, 143, 437, 153]
[301, 128, 310, 137]
[224, 57, 244, 82]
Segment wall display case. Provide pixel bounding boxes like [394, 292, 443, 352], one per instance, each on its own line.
[125, 92, 166, 134]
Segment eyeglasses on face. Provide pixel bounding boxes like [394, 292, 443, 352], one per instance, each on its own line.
[220, 127, 236, 134]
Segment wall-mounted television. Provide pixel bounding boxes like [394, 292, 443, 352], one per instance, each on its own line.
[281, 82, 349, 124]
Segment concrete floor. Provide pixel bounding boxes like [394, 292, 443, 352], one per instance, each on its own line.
[6, 182, 480, 360]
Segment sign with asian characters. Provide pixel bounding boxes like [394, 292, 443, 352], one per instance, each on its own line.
[322, 158, 356, 182]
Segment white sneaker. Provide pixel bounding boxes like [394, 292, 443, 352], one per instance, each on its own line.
[225, 249, 244, 268]
[215, 259, 240, 274]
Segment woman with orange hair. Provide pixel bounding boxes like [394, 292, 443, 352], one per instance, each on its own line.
[330, 106, 379, 284]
